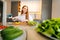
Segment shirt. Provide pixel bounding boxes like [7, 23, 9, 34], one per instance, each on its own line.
[13, 14, 33, 22]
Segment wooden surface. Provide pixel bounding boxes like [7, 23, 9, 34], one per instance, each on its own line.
[0, 22, 2, 25]
[27, 29, 49, 40]
[7, 22, 27, 25]
[18, 26, 50, 40]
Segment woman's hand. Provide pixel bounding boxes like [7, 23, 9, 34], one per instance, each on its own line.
[12, 17, 18, 21]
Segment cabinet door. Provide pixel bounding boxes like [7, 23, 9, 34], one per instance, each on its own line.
[11, 1, 18, 17]
[0, 1, 3, 22]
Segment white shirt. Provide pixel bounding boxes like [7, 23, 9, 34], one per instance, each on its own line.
[13, 14, 33, 22]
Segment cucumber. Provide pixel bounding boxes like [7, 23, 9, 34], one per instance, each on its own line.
[2, 30, 23, 40]
[1, 27, 23, 40]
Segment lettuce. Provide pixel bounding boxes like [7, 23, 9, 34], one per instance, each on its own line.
[36, 18, 60, 39]
[28, 21, 37, 26]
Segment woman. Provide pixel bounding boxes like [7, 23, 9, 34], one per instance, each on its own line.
[12, 5, 33, 22]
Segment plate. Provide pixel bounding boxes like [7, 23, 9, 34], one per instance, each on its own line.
[38, 32, 58, 40]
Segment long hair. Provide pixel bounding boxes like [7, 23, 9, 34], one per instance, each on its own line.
[21, 5, 29, 20]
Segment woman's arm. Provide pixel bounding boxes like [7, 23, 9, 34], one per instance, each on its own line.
[12, 16, 19, 21]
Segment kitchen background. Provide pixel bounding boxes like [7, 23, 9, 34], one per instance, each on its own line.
[0, 0, 60, 25]
[11, 0, 41, 20]
[6, 0, 52, 22]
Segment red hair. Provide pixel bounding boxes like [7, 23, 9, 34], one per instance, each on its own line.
[21, 5, 29, 20]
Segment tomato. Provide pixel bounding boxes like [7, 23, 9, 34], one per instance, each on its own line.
[0, 26, 7, 30]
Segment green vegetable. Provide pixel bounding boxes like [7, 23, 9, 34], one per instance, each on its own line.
[43, 26, 55, 36]
[1, 26, 23, 40]
[36, 18, 60, 39]
[28, 21, 37, 26]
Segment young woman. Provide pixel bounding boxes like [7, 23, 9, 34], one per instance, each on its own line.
[12, 5, 33, 22]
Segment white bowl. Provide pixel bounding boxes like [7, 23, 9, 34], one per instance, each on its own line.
[14, 31, 26, 40]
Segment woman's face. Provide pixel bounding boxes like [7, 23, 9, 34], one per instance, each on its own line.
[22, 7, 28, 13]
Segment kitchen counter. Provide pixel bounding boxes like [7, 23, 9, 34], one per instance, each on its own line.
[6, 24, 50, 40]
[26, 28, 51, 40]
[17, 25, 50, 40]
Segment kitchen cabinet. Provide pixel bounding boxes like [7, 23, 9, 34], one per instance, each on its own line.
[0, 1, 3, 22]
[11, 1, 21, 17]
[11, 1, 18, 17]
